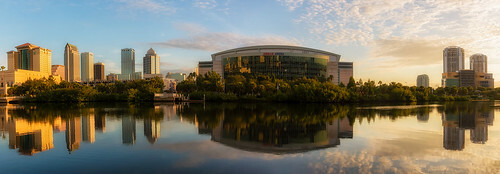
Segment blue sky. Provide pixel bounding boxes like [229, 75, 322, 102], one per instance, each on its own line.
[1, 0, 499, 87]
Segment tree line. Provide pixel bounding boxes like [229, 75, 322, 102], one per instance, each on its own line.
[7, 76, 164, 102]
[176, 71, 499, 103]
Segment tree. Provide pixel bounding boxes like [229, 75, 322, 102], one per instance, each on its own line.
[347, 76, 356, 89]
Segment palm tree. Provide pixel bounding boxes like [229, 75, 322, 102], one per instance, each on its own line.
[1, 66, 5, 95]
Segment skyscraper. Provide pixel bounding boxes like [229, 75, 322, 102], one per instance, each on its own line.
[81, 52, 94, 82]
[443, 46, 464, 73]
[143, 48, 160, 75]
[470, 53, 487, 73]
[94, 62, 105, 81]
[121, 48, 135, 80]
[416, 74, 429, 87]
[64, 43, 80, 82]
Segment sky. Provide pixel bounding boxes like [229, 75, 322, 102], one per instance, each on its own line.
[0, 0, 499, 87]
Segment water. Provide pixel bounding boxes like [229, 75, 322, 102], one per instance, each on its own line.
[0, 102, 499, 174]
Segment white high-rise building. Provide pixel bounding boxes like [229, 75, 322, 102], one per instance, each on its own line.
[470, 53, 487, 73]
[81, 52, 94, 82]
[443, 46, 464, 73]
[143, 48, 160, 75]
[417, 74, 429, 87]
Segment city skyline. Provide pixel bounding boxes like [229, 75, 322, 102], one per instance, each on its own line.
[0, 0, 499, 87]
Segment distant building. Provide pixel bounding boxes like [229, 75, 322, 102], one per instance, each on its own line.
[121, 48, 135, 80]
[106, 73, 119, 81]
[470, 53, 487, 73]
[329, 62, 354, 85]
[143, 48, 160, 75]
[51, 65, 65, 81]
[167, 72, 186, 82]
[93, 62, 105, 81]
[1, 43, 55, 94]
[143, 73, 163, 80]
[64, 43, 80, 82]
[417, 74, 429, 87]
[196, 61, 213, 76]
[81, 52, 94, 82]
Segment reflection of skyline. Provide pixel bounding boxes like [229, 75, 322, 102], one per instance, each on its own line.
[6, 115, 54, 155]
[122, 116, 136, 145]
[441, 103, 495, 150]
[66, 117, 82, 153]
[144, 119, 161, 144]
[207, 115, 353, 154]
[82, 115, 95, 143]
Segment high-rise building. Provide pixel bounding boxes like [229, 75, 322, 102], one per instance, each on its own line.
[64, 43, 80, 82]
[2, 43, 54, 94]
[121, 48, 135, 80]
[417, 74, 429, 87]
[81, 52, 94, 82]
[143, 48, 160, 75]
[443, 46, 464, 73]
[51, 65, 65, 81]
[94, 62, 105, 81]
[470, 53, 487, 73]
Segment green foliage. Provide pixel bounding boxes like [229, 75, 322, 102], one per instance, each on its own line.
[174, 71, 496, 103]
[9, 78, 164, 102]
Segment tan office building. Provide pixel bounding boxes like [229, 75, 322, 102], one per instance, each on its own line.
[81, 52, 94, 82]
[1, 43, 56, 94]
[64, 43, 80, 82]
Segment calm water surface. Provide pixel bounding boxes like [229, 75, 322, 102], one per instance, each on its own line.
[0, 102, 499, 173]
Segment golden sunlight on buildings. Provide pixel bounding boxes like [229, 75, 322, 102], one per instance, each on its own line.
[1, 43, 61, 95]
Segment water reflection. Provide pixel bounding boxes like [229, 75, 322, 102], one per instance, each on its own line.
[176, 104, 354, 154]
[442, 102, 494, 150]
[0, 102, 496, 156]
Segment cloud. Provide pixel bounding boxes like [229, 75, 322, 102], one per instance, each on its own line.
[277, 0, 304, 11]
[116, 0, 176, 14]
[151, 23, 299, 52]
[370, 38, 451, 67]
[193, 0, 217, 9]
[279, 0, 500, 46]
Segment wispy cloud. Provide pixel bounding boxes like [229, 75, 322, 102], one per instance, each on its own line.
[116, 0, 176, 14]
[193, 0, 217, 9]
[277, 0, 304, 11]
[281, 0, 500, 46]
[151, 23, 299, 52]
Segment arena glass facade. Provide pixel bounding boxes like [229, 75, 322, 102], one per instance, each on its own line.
[202, 45, 353, 84]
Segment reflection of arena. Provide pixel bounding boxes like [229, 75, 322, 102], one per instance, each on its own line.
[197, 45, 353, 85]
[209, 116, 353, 154]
